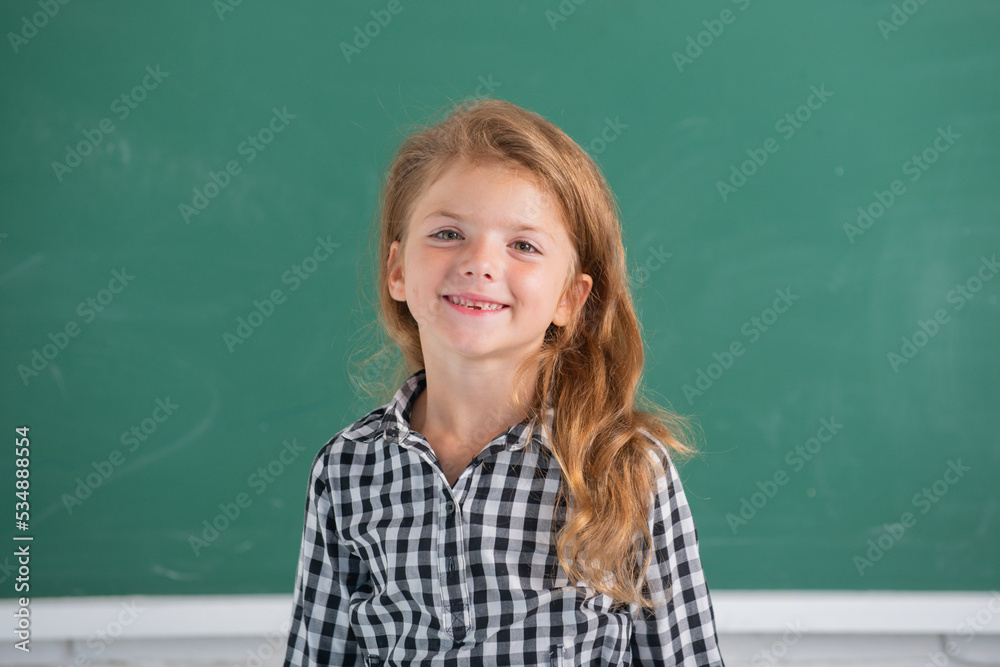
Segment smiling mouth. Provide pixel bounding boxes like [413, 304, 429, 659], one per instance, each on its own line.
[444, 295, 509, 311]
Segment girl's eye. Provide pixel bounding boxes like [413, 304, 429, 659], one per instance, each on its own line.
[512, 240, 538, 254]
[432, 230, 539, 254]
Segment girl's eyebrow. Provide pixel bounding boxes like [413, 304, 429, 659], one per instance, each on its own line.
[424, 210, 553, 239]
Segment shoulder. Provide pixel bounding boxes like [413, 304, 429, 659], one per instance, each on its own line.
[637, 427, 675, 482]
[306, 402, 392, 483]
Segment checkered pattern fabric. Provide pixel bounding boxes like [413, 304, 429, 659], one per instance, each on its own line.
[283, 368, 724, 665]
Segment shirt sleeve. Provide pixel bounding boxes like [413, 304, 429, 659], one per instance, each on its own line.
[629, 448, 725, 666]
[284, 446, 369, 666]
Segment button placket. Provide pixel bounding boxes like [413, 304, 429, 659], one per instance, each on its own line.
[439, 489, 470, 642]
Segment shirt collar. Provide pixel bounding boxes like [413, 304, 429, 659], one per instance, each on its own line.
[379, 368, 554, 453]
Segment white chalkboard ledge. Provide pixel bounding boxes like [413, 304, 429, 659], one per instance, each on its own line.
[2, 590, 999, 666]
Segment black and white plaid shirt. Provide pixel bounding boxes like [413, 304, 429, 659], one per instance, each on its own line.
[283, 368, 725, 666]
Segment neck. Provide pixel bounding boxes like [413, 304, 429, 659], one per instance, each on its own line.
[410, 352, 537, 452]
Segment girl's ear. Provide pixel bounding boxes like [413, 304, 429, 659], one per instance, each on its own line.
[387, 241, 406, 302]
[552, 272, 593, 327]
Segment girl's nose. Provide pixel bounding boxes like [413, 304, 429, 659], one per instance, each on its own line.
[458, 236, 499, 279]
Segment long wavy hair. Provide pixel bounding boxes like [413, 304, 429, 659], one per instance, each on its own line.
[351, 97, 697, 610]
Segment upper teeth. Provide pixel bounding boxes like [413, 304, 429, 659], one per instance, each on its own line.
[448, 296, 505, 310]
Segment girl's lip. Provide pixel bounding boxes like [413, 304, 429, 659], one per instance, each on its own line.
[444, 292, 508, 306]
[442, 294, 509, 314]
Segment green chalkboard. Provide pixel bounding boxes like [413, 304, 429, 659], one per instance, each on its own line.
[1, 1, 997, 597]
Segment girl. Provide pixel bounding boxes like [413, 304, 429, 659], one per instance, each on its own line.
[284, 98, 725, 666]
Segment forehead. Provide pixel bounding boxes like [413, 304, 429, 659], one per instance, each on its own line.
[413, 158, 567, 232]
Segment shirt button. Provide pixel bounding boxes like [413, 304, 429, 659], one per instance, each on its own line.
[446, 501, 455, 514]
[448, 557, 456, 571]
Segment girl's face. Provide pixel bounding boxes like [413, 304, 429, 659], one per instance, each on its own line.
[387, 158, 592, 365]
